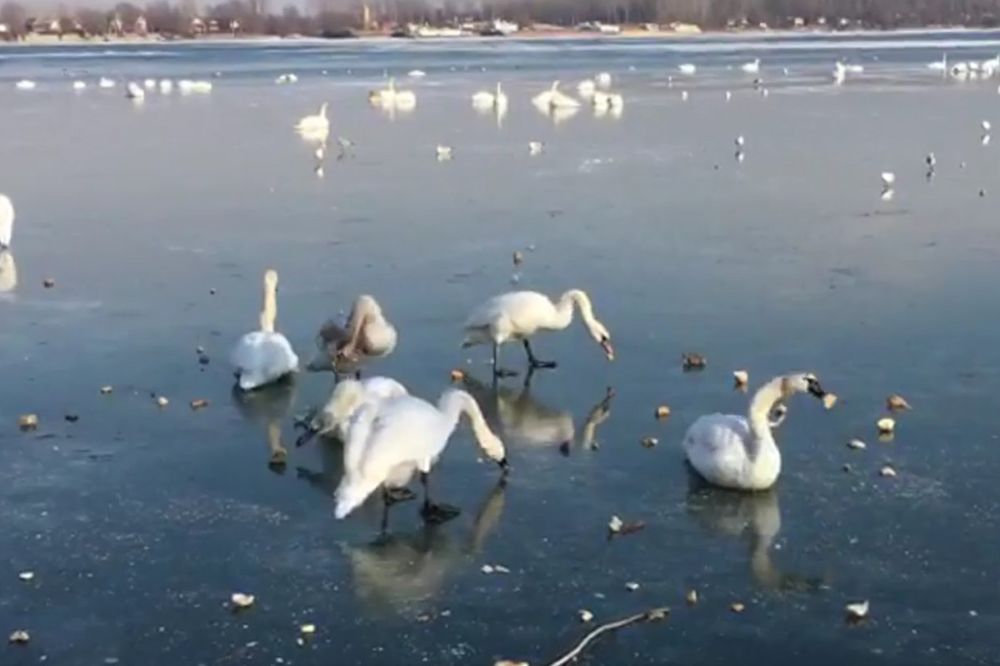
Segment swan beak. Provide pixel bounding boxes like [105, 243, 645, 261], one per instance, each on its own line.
[806, 377, 826, 399]
[600, 338, 615, 361]
[498, 458, 511, 474]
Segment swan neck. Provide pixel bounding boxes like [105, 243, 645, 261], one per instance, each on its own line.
[260, 279, 277, 333]
[439, 390, 493, 454]
[748, 377, 785, 442]
[557, 289, 598, 334]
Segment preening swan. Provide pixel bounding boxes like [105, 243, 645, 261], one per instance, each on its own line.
[333, 390, 508, 525]
[471, 83, 508, 111]
[0, 194, 13, 250]
[230, 269, 299, 391]
[126, 82, 145, 100]
[307, 294, 398, 372]
[298, 376, 408, 445]
[295, 102, 330, 135]
[462, 290, 614, 377]
[682, 373, 830, 491]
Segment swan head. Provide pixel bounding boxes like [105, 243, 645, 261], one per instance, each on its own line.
[781, 373, 827, 400]
[264, 269, 279, 290]
[481, 429, 508, 472]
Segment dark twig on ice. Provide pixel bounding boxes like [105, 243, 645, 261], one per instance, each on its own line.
[546, 606, 669, 666]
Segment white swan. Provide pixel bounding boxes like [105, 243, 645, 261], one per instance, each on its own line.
[72, 80, 87, 91]
[927, 53, 948, 72]
[98, 77, 115, 88]
[126, 82, 145, 100]
[308, 294, 398, 371]
[678, 63, 697, 75]
[471, 83, 508, 112]
[528, 141, 544, 155]
[462, 290, 613, 376]
[592, 91, 624, 112]
[230, 269, 299, 391]
[333, 390, 508, 522]
[15, 80, 36, 90]
[532, 81, 580, 110]
[833, 61, 847, 85]
[275, 73, 299, 84]
[595, 71, 612, 88]
[295, 102, 329, 134]
[682, 373, 829, 491]
[741, 58, 760, 73]
[178, 80, 212, 94]
[159, 79, 173, 94]
[369, 78, 416, 109]
[0, 194, 13, 250]
[408, 69, 426, 78]
[301, 376, 408, 444]
[577, 79, 596, 96]
[143, 78, 156, 90]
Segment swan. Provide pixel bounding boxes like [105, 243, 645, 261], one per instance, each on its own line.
[99, 77, 115, 88]
[678, 63, 697, 75]
[0, 194, 13, 250]
[528, 141, 544, 155]
[72, 80, 87, 91]
[275, 73, 298, 84]
[295, 102, 329, 134]
[230, 269, 299, 391]
[577, 79, 596, 96]
[844, 63, 864, 74]
[927, 54, 948, 72]
[159, 79, 173, 94]
[15, 80, 36, 90]
[369, 78, 416, 108]
[833, 61, 847, 85]
[408, 69, 426, 78]
[436, 145, 453, 161]
[682, 373, 830, 491]
[462, 290, 613, 377]
[178, 80, 212, 94]
[126, 82, 145, 100]
[308, 294, 398, 372]
[592, 91, 624, 112]
[333, 389, 508, 523]
[471, 83, 508, 111]
[532, 81, 580, 110]
[299, 376, 408, 444]
[143, 78, 156, 89]
[741, 58, 760, 74]
[881, 171, 896, 190]
[595, 71, 612, 88]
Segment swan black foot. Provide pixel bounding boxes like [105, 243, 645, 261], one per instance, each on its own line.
[421, 501, 461, 524]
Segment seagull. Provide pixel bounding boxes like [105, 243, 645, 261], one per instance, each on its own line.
[735, 135, 745, 148]
[881, 172, 896, 189]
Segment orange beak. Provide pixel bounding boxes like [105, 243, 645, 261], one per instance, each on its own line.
[600, 339, 615, 361]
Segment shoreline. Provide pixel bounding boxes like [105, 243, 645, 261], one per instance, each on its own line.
[1, 24, 997, 48]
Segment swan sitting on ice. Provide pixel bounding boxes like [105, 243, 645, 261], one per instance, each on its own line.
[308, 294, 398, 372]
[126, 82, 145, 100]
[532, 81, 580, 110]
[15, 80, 36, 90]
[678, 63, 697, 75]
[295, 102, 330, 135]
[682, 373, 831, 491]
[72, 81, 87, 91]
[298, 376, 408, 445]
[231, 269, 299, 391]
[471, 83, 508, 111]
[0, 194, 13, 250]
[369, 78, 416, 109]
[592, 91, 624, 112]
[333, 389, 508, 524]
[462, 289, 613, 377]
[99, 77, 115, 88]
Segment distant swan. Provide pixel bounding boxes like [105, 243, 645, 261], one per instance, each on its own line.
[369, 78, 416, 108]
[532, 81, 580, 110]
[927, 54, 948, 72]
[678, 63, 697, 75]
[0, 194, 13, 250]
[308, 294, 398, 372]
[15, 80, 36, 90]
[577, 79, 596, 96]
[295, 102, 330, 134]
[230, 269, 299, 391]
[682, 373, 829, 490]
[300, 376, 408, 444]
[592, 91, 624, 112]
[99, 77, 115, 88]
[595, 71, 612, 88]
[126, 81, 145, 100]
[741, 58, 760, 73]
[471, 83, 508, 111]
[72, 80, 87, 91]
[462, 290, 613, 377]
[334, 390, 508, 523]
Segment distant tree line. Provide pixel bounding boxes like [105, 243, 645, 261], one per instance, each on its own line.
[2, 0, 1000, 40]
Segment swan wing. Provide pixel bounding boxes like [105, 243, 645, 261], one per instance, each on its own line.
[465, 291, 552, 336]
[682, 414, 752, 487]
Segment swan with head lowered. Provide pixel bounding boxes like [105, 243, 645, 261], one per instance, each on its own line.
[471, 82, 508, 111]
[532, 81, 580, 111]
[297, 376, 408, 446]
[682, 373, 831, 491]
[462, 290, 613, 377]
[307, 294, 397, 373]
[230, 269, 299, 391]
[334, 389, 508, 525]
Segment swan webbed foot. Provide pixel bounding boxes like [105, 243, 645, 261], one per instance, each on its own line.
[383, 486, 416, 505]
[421, 501, 461, 524]
[268, 447, 288, 473]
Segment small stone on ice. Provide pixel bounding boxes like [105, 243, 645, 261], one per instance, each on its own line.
[450, 369, 465, 382]
[42, 278, 55, 288]
[733, 370, 749, 386]
[8, 630, 29, 644]
[608, 515, 624, 533]
[18, 571, 34, 581]
[155, 396, 169, 408]
[494, 661, 529, 666]
[18, 414, 38, 431]
[190, 399, 209, 410]
[625, 581, 640, 591]
[481, 564, 495, 574]
[847, 439, 866, 450]
[641, 436, 659, 449]
[730, 602, 745, 613]
[655, 405, 671, 419]
[230, 592, 255, 608]
[822, 393, 838, 410]
[686, 589, 699, 605]
[877, 417, 895, 434]
[879, 465, 897, 478]
[296, 637, 305, 647]
[579, 609, 594, 622]
[100, 386, 113, 395]
[300, 624, 316, 635]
